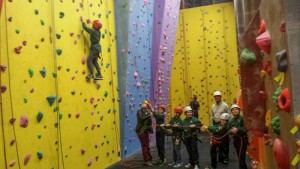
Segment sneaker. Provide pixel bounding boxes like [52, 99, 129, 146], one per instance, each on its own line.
[94, 75, 103, 80]
[194, 165, 199, 169]
[86, 74, 94, 79]
[144, 161, 153, 166]
[159, 159, 166, 166]
[185, 163, 192, 168]
[173, 162, 183, 168]
[168, 161, 176, 166]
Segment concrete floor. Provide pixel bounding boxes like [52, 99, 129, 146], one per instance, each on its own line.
[107, 133, 251, 169]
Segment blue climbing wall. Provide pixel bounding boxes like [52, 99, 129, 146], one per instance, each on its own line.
[120, 0, 154, 158]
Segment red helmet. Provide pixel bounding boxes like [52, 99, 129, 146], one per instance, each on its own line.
[174, 106, 183, 115]
[92, 20, 102, 30]
[157, 104, 165, 110]
[142, 100, 151, 107]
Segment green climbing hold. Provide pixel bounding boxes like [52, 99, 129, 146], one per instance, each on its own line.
[53, 106, 59, 112]
[16, 29, 20, 34]
[40, 67, 46, 78]
[107, 47, 111, 52]
[240, 48, 256, 66]
[40, 20, 45, 25]
[46, 96, 56, 106]
[98, 14, 101, 18]
[24, 98, 28, 103]
[59, 113, 63, 120]
[52, 72, 57, 78]
[104, 91, 108, 97]
[59, 12, 64, 18]
[109, 80, 112, 86]
[54, 122, 58, 127]
[37, 134, 42, 139]
[106, 63, 110, 68]
[34, 9, 39, 15]
[271, 116, 280, 134]
[28, 68, 34, 78]
[107, 109, 111, 114]
[273, 87, 282, 104]
[71, 90, 75, 95]
[56, 34, 61, 39]
[37, 152, 43, 159]
[37, 112, 44, 122]
[56, 49, 62, 55]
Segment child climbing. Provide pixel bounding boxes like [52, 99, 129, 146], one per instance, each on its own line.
[82, 19, 103, 80]
[153, 104, 166, 166]
[165, 106, 184, 168]
[202, 113, 231, 169]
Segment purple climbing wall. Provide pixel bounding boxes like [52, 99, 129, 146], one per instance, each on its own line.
[151, 0, 181, 109]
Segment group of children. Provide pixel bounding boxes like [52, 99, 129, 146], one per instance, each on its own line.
[136, 100, 248, 169]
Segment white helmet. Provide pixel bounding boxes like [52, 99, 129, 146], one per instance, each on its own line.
[213, 91, 222, 96]
[184, 106, 192, 112]
[230, 104, 240, 110]
[220, 113, 231, 120]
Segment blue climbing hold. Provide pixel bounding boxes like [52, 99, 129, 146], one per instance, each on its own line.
[46, 96, 56, 106]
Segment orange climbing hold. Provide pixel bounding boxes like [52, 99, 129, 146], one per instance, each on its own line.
[278, 88, 291, 112]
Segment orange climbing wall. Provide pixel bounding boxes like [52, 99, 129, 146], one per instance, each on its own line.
[0, 1, 120, 169]
[170, 2, 239, 125]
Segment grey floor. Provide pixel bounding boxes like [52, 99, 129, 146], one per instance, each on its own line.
[107, 133, 251, 169]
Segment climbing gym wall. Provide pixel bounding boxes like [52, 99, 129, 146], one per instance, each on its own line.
[0, 0, 120, 169]
[150, 0, 180, 108]
[118, 0, 154, 158]
[170, 2, 239, 125]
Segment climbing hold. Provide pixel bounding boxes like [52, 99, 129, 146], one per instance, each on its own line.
[37, 134, 42, 139]
[273, 138, 290, 169]
[28, 68, 34, 77]
[1, 85, 6, 92]
[56, 49, 62, 55]
[256, 31, 271, 54]
[54, 122, 58, 127]
[10, 139, 15, 146]
[34, 9, 39, 15]
[82, 70, 86, 74]
[96, 84, 100, 89]
[0, 65, 7, 71]
[106, 63, 110, 68]
[104, 91, 108, 97]
[258, 20, 265, 35]
[273, 87, 282, 104]
[276, 50, 288, 72]
[278, 88, 290, 112]
[22, 41, 27, 46]
[56, 34, 61, 39]
[76, 113, 80, 118]
[36, 112, 44, 122]
[52, 72, 57, 78]
[240, 48, 256, 65]
[37, 152, 43, 159]
[81, 148, 85, 155]
[46, 96, 56, 106]
[71, 90, 76, 95]
[59, 113, 63, 120]
[59, 12, 64, 18]
[88, 157, 93, 166]
[274, 72, 285, 86]
[9, 160, 16, 167]
[8, 17, 12, 22]
[121, 49, 126, 54]
[15, 29, 20, 34]
[95, 155, 99, 161]
[94, 144, 98, 148]
[10, 118, 16, 124]
[81, 57, 86, 65]
[20, 115, 29, 128]
[24, 154, 31, 165]
[15, 46, 22, 54]
[271, 116, 280, 135]
[90, 97, 94, 104]
[280, 21, 285, 32]
[69, 32, 74, 37]
[134, 71, 138, 79]
[40, 20, 45, 25]
[262, 60, 272, 76]
[53, 106, 59, 112]
[39, 67, 46, 78]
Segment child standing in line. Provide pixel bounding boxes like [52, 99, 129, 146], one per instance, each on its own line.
[82, 20, 103, 80]
[165, 106, 184, 168]
[182, 106, 202, 169]
[228, 104, 248, 169]
[202, 113, 231, 169]
[154, 104, 166, 166]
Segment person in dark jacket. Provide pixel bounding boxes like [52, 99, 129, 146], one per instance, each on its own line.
[165, 106, 184, 167]
[154, 104, 166, 166]
[229, 104, 248, 169]
[182, 106, 202, 169]
[190, 95, 200, 119]
[135, 100, 154, 166]
[202, 113, 231, 169]
[82, 20, 103, 80]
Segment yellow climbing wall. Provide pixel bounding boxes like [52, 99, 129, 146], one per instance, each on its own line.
[0, 0, 120, 169]
[170, 2, 239, 125]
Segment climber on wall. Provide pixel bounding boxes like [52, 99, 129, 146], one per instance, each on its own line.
[190, 95, 200, 119]
[135, 100, 154, 166]
[82, 19, 103, 80]
[210, 91, 230, 165]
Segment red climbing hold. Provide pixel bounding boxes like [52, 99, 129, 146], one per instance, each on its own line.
[278, 88, 290, 112]
[273, 138, 290, 169]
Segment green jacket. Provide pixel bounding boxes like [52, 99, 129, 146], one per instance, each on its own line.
[135, 109, 152, 134]
[82, 22, 101, 52]
[208, 123, 229, 138]
[228, 114, 247, 136]
[181, 117, 202, 138]
[154, 112, 165, 133]
[166, 116, 183, 135]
